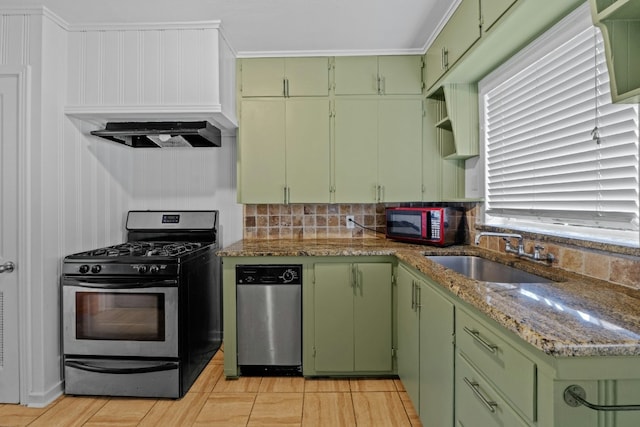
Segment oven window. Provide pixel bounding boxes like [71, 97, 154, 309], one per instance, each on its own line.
[76, 292, 165, 341]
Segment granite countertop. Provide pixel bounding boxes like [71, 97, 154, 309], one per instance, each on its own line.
[218, 238, 640, 358]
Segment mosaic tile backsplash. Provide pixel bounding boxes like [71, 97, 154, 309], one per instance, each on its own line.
[243, 204, 388, 240]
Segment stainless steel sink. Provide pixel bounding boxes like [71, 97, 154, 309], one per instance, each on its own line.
[426, 255, 552, 283]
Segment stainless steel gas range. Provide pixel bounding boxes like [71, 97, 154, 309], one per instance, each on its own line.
[61, 210, 222, 398]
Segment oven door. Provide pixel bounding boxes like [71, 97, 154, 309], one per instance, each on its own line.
[62, 277, 179, 358]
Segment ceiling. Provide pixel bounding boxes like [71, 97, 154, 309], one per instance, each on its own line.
[4, 0, 459, 56]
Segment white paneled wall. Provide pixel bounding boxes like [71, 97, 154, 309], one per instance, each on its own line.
[0, 7, 241, 406]
[0, 8, 134, 405]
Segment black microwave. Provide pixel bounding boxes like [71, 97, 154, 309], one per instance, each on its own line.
[385, 207, 464, 246]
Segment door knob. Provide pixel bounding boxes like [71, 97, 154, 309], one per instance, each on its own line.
[0, 261, 15, 273]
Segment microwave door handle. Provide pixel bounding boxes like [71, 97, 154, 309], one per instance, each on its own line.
[64, 278, 178, 289]
[65, 360, 178, 374]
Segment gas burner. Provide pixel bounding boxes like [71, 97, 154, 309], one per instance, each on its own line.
[77, 241, 204, 258]
[145, 242, 203, 257]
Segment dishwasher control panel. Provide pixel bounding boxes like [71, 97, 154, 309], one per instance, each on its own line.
[236, 265, 302, 284]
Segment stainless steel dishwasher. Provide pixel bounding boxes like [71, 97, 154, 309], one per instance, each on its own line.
[236, 265, 302, 375]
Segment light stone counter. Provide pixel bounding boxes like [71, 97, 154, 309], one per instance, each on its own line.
[219, 238, 640, 357]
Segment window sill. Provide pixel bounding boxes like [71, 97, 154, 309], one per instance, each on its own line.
[475, 224, 640, 257]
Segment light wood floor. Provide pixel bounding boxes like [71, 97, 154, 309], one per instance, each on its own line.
[0, 349, 421, 426]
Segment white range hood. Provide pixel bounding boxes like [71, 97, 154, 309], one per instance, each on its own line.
[64, 20, 237, 135]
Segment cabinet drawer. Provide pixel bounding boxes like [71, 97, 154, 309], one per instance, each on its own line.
[456, 353, 529, 427]
[456, 309, 536, 421]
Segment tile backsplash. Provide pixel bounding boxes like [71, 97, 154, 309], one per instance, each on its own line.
[243, 204, 387, 240]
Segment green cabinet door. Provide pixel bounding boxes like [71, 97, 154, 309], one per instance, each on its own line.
[424, 0, 481, 89]
[284, 57, 330, 97]
[397, 264, 455, 426]
[438, 0, 481, 69]
[238, 99, 286, 203]
[424, 32, 447, 91]
[353, 263, 393, 372]
[240, 57, 329, 97]
[378, 56, 423, 95]
[313, 262, 392, 373]
[334, 56, 379, 95]
[378, 99, 423, 202]
[397, 265, 421, 413]
[334, 99, 379, 203]
[418, 278, 454, 427]
[240, 58, 286, 97]
[285, 99, 331, 203]
[313, 263, 355, 372]
[481, 0, 517, 33]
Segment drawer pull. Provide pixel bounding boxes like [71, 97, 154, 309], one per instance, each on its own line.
[464, 377, 498, 413]
[564, 385, 640, 411]
[464, 327, 498, 353]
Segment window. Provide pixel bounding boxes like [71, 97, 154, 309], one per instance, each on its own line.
[479, 5, 639, 247]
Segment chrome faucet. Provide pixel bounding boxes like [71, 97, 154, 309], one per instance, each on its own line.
[474, 232, 554, 263]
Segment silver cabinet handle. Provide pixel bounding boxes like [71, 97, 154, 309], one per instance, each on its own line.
[463, 327, 498, 354]
[564, 385, 640, 411]
[464, 377, 498, 413]
[0, 261, 15, 274]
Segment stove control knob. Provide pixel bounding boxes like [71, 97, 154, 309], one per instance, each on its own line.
[149, 265, 159, 274]
[91, 265, 102, 274]
[138, 265, 149, 274]
[79, 265, 90, 274]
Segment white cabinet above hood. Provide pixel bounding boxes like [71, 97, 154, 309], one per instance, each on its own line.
[64, 21, 237, 133]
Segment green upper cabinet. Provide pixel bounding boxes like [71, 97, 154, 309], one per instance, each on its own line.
[238, 99, 286, 203]
[240, 57, 330, 97]
[481, 0, 518, 34]
[334, 98, 423, 203]
[313, 262, 393, 374]
[334, 98, 379, 203]
[377, 99, 423, 202]
[334, 55, 423, 95]
[238, 98, 330, 203]
[424, 0, 481, 90]
[590, 0, 640, 103]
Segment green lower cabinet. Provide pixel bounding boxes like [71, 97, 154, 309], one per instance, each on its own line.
[397, 263, 454, 427]
[456, 352, 530, 427]
[313, 262, 393, 374]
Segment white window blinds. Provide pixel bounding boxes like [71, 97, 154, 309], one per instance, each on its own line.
[484, 25, 639, 233]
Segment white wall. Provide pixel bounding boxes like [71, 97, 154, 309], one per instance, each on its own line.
[128, 136, 243, 247]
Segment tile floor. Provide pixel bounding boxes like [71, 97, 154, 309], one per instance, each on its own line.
[0, 348, 422, 426]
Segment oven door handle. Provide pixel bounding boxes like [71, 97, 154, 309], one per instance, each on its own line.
[64, 278, 178, 289]
[65, 360, 178, 374]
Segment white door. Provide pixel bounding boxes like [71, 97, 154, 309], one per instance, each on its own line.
[0, 69, 24, 403]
